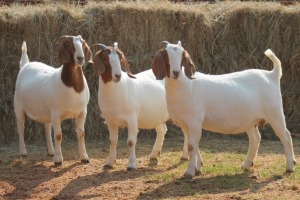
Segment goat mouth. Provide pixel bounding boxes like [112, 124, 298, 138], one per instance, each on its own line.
[76, 61, 85, 66]
[113, 78, 121, 83]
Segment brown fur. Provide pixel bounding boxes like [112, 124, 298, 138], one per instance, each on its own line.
[188, 144, 194, 152]
[258, 119, 266, 129]
[151, 49, 170, 80]
[78, 132, 85, 140]
[56, 134, 62, 142]
[181, 50, 196, 79]
[128, 140, 133, 148]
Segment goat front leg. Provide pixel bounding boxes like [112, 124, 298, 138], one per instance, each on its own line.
[44, 123, 54, 156]
[242, 126, 261, 170]
[51, 113, 63, 166]
[181, 128, 189, 160]
[75, 111, 89, 163]
[127, 119, 139, 170]
[150, 123, 167, 160]
[104, 123, 119, 169]
[184, 124, 202, 177]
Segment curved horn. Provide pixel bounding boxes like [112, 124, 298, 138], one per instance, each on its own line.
[93, 43, 108, 51]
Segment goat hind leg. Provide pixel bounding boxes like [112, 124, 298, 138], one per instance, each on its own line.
[16, 109, 27, 156]
[44, 123, 54, 156]
[269, 118, 296, 172]
[150, 123, 167, 160]
[242, 126, 261, 170]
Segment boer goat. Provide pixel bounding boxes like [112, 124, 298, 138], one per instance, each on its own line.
[14, 35, 93, 165]
[152, 41, 296, 177]
[93, 42, 188, 170]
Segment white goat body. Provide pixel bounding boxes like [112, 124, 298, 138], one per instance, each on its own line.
[14, 35, 93, 165]
[99, 69, 167, 129]
[93, 43, 188, 170]
[152, 41, 296, 176]
[15, 62, 88, 123]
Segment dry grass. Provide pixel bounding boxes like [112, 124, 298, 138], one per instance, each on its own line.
[0, 135, 299, 199]
[1, 1, 300, 143]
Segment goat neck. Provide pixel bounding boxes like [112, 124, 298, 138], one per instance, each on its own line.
[61, 62, 84, 93]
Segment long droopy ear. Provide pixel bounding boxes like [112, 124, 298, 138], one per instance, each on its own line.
[152, 50, 167, 80]
[182, 50, 196, 79]
[118, 50, 136, 79]
[83, 41, 93, 68]
[57, 36, 71, 64]
[92, 51, 106, 76]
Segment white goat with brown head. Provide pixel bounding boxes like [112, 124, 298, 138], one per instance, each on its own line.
[93, 42, 187, 170]
[152, 41, 296, 177]
[14, 35, 93, 166]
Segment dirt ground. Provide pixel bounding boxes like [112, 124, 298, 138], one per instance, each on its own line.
[0, 135, 299, 200]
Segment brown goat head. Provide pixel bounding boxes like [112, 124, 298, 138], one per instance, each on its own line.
[152, 41, 195, 80]
[57, 35, 93, 67]
[93, 43, 136, 83]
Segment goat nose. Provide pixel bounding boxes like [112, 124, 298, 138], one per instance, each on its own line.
[77, 56, 84, 63]
[115, 74, 121, 80]
[173, 71, 180, 78]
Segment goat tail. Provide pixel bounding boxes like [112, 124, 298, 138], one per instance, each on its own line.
[264, 49, 282, 79]
[20, 41, 29, 69]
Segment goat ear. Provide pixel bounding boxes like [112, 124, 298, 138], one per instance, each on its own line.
[118, 50, 136, 79]
[92, 52, 106, 76]
[182, 50, 196, 79]
[57, 36, 70, 64]
[152, 50, 167, 80]
[83, 42, 93, 67]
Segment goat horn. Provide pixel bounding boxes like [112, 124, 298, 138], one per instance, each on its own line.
[93, 44, 107, 51]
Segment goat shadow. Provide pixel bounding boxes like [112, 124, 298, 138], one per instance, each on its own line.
[136, 171, 284, 199]
[50, 167, 163, 199]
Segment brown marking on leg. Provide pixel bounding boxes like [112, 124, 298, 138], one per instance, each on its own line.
[128, 140, 133, 148]
[56, 134, 62, 142]
[188, 144, 193, 152]
[78, 132, 85, 140]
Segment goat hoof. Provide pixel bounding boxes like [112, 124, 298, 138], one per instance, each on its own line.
[195, 170, 202, 176]
[20, 154, 27, 158]
[182, 173, 193, 179]
[285, 169, 295, 174]
[81, 159, 89, 164]
[47, 153, 54, 157]
[180, 157, 189, 161]
[127, 167, 136, 171]
[54, 162, 62, 167]
[103, 165, 113, 170]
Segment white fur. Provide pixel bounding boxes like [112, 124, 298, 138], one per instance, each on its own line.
[95, 44, 188, 170]
[158, 42, 295, 176]
[14, 36, 90, 165]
